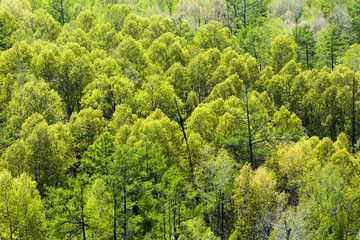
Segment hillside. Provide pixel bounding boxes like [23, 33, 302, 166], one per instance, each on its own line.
[1, 0, 360, 239]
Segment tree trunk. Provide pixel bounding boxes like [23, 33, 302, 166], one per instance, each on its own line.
[174, 98, 193, 172]
[245, 90, 254, 167]
[221, 192, 225, 239]
[216, 191, 220, 236]
[169, 201, 172, 240]
[163, 202, 167, 239]
[81, 184, 86, 240]
[352, 76, 356, 153]
[113, 186, 117, 240]
[123, 186, 127, 240]
[243, 0, 247, 29]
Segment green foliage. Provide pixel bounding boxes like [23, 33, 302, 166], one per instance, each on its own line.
[226, 0, 269, 32]
[47, 0, 75, 25]
[46, 177, 90, 239]
[76, 10, 95, 32]
[2, 114, 75, 195]
[293, 24, 317, 69]
[7, 80, 64, 136]
[194, 21, 233, 51]
[232, 164, 284, 239]
[0, 11, 17, 50]
[106, 4, 133, 32]
[69, 107, 106, 156]
[14, 8, 61, 42]
[81, 75, 133, 119]
[269, 34, 298, 73]
[319, 24, 347, 70]
[0, 170, 46, 239]
[0, 1, 359, 238]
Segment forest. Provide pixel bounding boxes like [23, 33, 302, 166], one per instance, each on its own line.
[1, 0, 360, 239]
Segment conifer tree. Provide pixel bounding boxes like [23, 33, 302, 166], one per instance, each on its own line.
[319, 24, 347, 70]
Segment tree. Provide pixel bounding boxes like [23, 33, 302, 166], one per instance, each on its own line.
[216, 93, 303, 167]
[48, 0, 73, 25]
[106, 4, 133, 32]
[112, 35, 150, 85]
[82, 133, 167, 239]
[242, 27, 266, 69]
[160, 166, 193, 240]
[143, 15, 174, 43]
[56, 50, 95, 116]
[69, 108, 106, 157]
[2, 114, 75, 195]
[0, 11, 17, 51]
[88, 23, 122, 52]
[81, 76, 133, 119]
[0, 170, 46, 239]
[343, 44, 360, 152]
[186, 98, 225, 143]
[132, 75, 181, 119]
[13, 8, 61, 42]
[293, 24, 317, 69]
[120, 109, 184, 168]
[121, 13, 147, 41]
[349, 0, 360, 43]
[166, 63, 191, 101]
[6, 80, 65, 137]
[225, 0, 269, 32]
[194, 21, 232, 51]
[195, 147, 236, 238]
[188, 48, 222, 102]
[162, 0, 180, 15]
[47, 177, 90, 239]
[30, 43, 61, 82]
[231, 165, 283, 239]
[299, 162, 360, 239]
[319, 24, 347, 70]
[76, 10, 95, 32]
[269, 0, 306, 24]
[81, 131, 116, 181]
[0, 0, 31, 22]
[269, 34, 298, 73]
[0, 41, 33, 79]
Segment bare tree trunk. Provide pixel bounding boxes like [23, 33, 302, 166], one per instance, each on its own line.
[123, 186, 127, 240]
[245, 90, 254, 167]
[113, 186, 117, 240]
[221, 192, 225, 239]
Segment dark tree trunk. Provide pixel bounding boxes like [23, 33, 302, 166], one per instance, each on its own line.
[245, 90, 254, 167]
[352, 76, 356, 153]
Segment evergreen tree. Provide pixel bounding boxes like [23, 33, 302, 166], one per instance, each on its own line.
[348, 0, 360, 43]
[319, 25, 347, 70]
[0, 11, 17, 51]
[225, 0, 269, 32]
[293, 24, 317, 69]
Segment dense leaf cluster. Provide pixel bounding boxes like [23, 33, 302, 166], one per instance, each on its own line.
[1, 0, 360, 239]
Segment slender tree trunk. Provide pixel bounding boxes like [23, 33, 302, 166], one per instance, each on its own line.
[81, 184, 86, 240]
[123, 185, 127, 240]
[352, 76, 356, 153]
[163, 202, 167, 239]
[221, 192, 225, 239]
[174, 195, 178, 240]
[6, 202, 13, 240]
[306, 44, 309, 69]
[60, 0, 65, 25]
[245, 90, 254, 167]
[243, 0, 247, 29]
[216, 191, 220, 236]
[113, 185, 117, 240]
[174, 98, 193, 172]
[169, 201, 172, 240]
